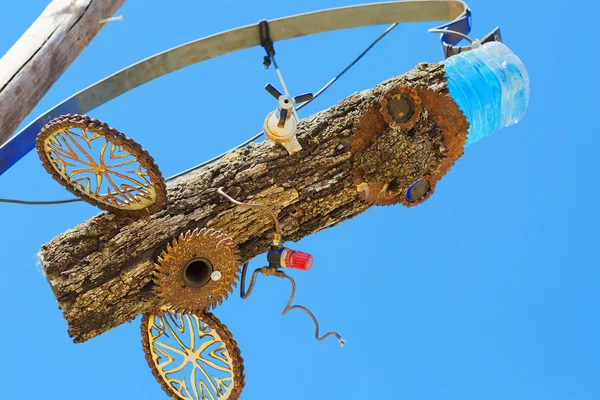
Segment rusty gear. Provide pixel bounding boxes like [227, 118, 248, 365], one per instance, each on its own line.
[352, 85, 468, 207]
[154, 228, 241, 313]
[36, 114, 167, 217]
[142, 308, 245, 400]
[355, 180, 403, 206]
[378, 86, 422, 131]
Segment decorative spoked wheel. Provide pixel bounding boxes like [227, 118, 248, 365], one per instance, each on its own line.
[36, 114, 167, 216]
[142, 308, 245, 400]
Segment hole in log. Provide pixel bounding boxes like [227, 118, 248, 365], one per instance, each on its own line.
[183, 258, 213, 288]
[290, 206, 303, 218]
[386, 93, 414, 124]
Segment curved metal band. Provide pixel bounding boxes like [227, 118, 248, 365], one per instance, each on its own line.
[0, 0, 468, 176]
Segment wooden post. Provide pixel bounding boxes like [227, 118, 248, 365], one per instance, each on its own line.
[0, 0, 125, 146]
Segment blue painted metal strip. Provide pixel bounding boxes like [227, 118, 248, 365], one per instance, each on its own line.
[0, 98, 84, 175]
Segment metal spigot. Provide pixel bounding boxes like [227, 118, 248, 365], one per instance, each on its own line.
[263, 83, 313, 155]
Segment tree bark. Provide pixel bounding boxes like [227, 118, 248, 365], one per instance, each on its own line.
[39, 62, 468, 343]
[0, 0, 125, 145]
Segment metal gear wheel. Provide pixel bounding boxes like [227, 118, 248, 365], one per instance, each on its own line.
[35, 114, 167, 217]
[142, 307, 245, 400]
[378, 85, 422, 130]
[352, 86, 468, 207]
[154, 228, 241, 313]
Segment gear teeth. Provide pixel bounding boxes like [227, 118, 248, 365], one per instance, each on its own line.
[152, 228, 241, 314]
[35, 114, 167, 217]
[217, 237, 231, 248]
[351, 86, 468, 208]
[141, 310, 245, 400]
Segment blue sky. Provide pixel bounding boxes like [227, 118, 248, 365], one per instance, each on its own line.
[0, 0, 598, 399]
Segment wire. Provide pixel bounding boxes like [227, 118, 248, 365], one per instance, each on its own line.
[165, 130, 263, 181]
[0, 197, 81, 205]
[280, 273, 344, 345]
[271, 54, 302, 123]
[0, 23, 399, 206]
[427, 28, 474, 44]
[240, 262, 259, 299]
[239, 263, 344, 346]
[298, 22, 398, 108]
[272, 57, 290, 97]
[217, 187, 281, 236]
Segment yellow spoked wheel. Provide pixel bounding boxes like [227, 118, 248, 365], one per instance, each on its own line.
[142, 308, 245, 400]
[36, 114, 167, 216]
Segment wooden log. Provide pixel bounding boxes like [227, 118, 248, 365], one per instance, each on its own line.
[0, 0, 126, 146]
[39, 62, 469, 343]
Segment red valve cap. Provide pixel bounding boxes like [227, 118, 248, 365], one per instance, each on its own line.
[285, 250, 313, 271]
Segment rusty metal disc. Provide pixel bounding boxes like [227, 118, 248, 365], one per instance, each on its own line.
[154, 228, 241, 313]
[142, 308, 245, 400]
[378, 86, 422, 131]
[35, 114, 167, 217]
[352, 85, 468, 207]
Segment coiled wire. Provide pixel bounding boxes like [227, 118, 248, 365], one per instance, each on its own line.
[240, 262, 344, 346]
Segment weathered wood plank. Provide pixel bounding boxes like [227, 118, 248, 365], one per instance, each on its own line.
[0, 0, 125, 145]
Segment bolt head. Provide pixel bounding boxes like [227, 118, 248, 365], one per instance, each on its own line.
[211, 271, 222, 281]
[279, 95, 294, 109]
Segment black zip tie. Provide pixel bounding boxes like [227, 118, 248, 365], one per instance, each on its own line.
[259, 19, 275, 69]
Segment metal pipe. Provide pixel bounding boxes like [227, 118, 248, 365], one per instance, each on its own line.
[217, 187, 281, 237]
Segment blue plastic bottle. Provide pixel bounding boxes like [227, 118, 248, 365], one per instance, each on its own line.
[442, 41, 530, 146]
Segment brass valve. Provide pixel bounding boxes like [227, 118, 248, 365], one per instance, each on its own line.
[263, 83, 313, 155]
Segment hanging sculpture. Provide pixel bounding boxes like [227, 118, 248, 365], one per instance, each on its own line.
[0, 1, 530, 399]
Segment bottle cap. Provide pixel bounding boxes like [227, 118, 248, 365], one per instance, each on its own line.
[285, 250, 313, 271]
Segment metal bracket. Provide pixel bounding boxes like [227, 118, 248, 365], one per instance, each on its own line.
[259, 19, 275, 68]
[437, 8, 502, 59]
